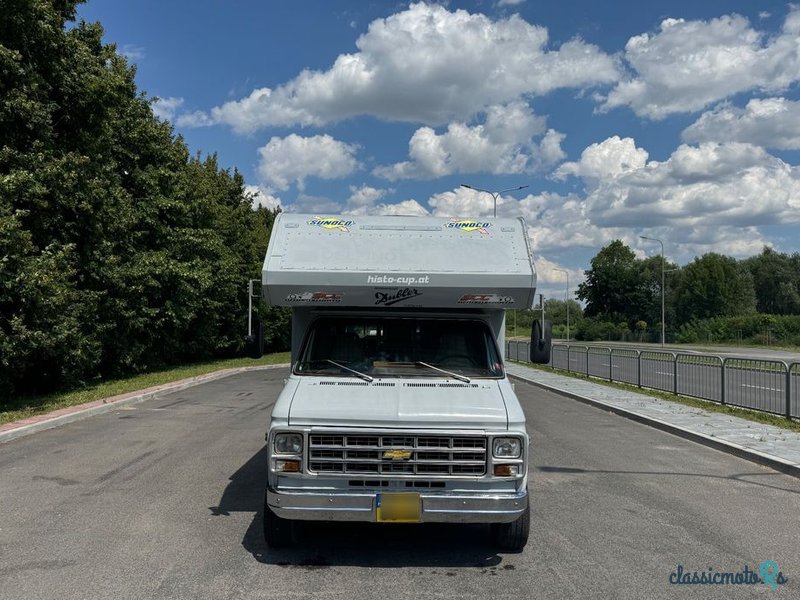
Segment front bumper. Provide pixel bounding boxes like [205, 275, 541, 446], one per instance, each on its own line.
[267, 487, 528, 523]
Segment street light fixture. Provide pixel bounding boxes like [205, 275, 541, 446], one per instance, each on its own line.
[553, 268, 569, 342]
[460, 184, 529, 218]
[640, 235, 665, 347]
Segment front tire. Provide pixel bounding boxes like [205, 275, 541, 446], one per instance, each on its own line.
[490, 499, 530, 552]
[263, 491, 295, 548]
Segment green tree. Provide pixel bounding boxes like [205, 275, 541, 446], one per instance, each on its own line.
[674, 253, 756, 323]
[0, 1, 287, 397]
[742, 247, 800, 315]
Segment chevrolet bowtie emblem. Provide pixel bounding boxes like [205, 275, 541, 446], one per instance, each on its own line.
[383, 449, 412, 460]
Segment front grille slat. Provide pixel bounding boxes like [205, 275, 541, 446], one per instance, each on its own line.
[308, 433, 487, 477]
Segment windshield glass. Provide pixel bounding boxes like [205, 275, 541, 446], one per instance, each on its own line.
[295, 317, 503, 378]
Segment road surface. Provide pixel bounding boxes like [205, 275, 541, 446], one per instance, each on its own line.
[1, 368, 798, 599]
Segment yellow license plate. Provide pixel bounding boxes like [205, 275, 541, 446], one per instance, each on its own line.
[376, 492, 421, 523]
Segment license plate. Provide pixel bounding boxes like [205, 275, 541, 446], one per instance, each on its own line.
[376, 492, 421, 523]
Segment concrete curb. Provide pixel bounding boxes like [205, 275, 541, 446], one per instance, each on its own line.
[0, 363, 291, 445]
[509, 372, 800, 478]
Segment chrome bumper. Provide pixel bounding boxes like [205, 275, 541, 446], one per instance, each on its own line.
[267, 487, 527, 523]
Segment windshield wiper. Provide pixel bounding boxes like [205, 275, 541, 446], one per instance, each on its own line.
[324, 359, 373, 382]
[414, 361, 471, 384]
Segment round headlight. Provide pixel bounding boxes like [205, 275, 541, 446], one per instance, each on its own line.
[493, 437, 521, 458]
[274, 433, 303, 454]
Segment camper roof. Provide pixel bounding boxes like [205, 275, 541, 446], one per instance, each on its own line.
[261, 214, 538, 309]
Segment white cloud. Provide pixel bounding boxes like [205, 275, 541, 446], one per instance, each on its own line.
[554, 135, 648, 183]
[187, 2, 617, 133]
[120, 44, 145, 61]
[346, 198, 430, 216]
[244, 185, 282, 210]
[601, 8, 800, 119]
[556, 137, 800, 232]
[151, 97, 184, 121]
[346, 184, 387, 209]
[374, 102, 565, 180]
[682, 98, 800, 149]
[256, 134, 360, 191]
[176, 110, 215, 128]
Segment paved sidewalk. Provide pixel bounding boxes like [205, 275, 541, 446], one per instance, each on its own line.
[506, 362, 800, 476]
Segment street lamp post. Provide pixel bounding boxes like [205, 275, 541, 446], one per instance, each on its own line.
[554, 268, 569, 342]
[460, 184, 529, 218]
[640, 236, 665, 347]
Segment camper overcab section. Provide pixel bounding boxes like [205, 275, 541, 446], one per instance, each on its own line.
[261, 214, 546, 551]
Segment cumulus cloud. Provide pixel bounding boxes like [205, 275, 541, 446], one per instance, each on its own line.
[151, 96, 184, 121]
[256, 134, 360, 191]
[374, 102, 565, 180]
[186, 2, 617, 133]
[244, 185, 282, 210]
[682, 98, 800, 149]
[556, 136, 800, 231]
[554, 135, 648, 183]
[601, 8, 800, 119]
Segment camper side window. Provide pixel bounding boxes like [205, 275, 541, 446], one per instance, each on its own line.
[295, 317, 503, 378]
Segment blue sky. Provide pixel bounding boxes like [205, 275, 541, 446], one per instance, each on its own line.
[77, 0, 800, 299]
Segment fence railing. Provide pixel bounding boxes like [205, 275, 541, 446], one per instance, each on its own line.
[506, 341, 799, 420]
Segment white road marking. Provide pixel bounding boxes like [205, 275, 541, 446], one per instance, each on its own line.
[741, 384, 782, 392]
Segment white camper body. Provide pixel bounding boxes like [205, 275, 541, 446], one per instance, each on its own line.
[261, 214, 541, 550]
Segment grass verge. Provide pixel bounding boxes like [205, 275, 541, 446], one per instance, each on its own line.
[511, 361, 800, 434]
[1, 352, 291, 426]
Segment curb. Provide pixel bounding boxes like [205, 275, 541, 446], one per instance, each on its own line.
[509, 372, 800, 478]
[0, 363, 291, 445]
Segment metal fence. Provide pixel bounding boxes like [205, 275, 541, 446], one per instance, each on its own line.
[506, 341, 800, 420]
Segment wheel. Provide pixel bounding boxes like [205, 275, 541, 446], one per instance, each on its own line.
[263, 491, 295, 548]
[490, 499, 530, 552]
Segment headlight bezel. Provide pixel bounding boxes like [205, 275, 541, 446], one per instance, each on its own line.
[492, 436, 522, 459]
[273, 432, 303, 455]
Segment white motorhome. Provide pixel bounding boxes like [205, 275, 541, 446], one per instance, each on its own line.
[260, 214, 550, 551]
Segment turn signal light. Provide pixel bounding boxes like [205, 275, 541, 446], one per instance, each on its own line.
[494, 464, 519, 477]
[275, 459, 301, 473]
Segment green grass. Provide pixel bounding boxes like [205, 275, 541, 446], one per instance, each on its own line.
[511, 360, 800, 434]
[1, 352, 291, 426]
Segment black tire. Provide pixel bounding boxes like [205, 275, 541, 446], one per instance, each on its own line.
[263, 492, 295, 548]
[491, 499, 530, 552]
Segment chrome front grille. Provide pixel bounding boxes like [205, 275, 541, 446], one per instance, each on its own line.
[308, 433, 487, 476]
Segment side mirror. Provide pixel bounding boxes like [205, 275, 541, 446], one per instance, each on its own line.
[245, 320, 265, 359]
[529, 319, 552, 364]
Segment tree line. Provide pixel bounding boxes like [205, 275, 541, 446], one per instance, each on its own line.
[573, 240, 800, 344]
[0, 1, 288, 399]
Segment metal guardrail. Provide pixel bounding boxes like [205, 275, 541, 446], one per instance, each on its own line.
[506, 341, 799, 420]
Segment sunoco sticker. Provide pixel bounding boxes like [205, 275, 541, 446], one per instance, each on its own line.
[307, 216, 354, 232]
[446, 219, 491, 234]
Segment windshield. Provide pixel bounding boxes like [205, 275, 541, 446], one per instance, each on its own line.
[295, 317, 503, 379]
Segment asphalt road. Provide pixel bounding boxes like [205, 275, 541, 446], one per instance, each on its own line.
[1, 368, 799, 599]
